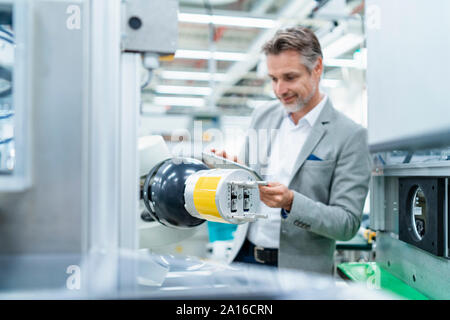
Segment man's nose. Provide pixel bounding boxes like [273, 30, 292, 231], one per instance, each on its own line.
[275, 81, 288, 96]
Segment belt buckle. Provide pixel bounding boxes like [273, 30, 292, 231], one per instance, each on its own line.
[254, 245, 265, 264]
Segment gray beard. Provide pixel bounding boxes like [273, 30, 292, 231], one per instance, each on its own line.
[284, 101, 306, 113]
[282, 85, 316, 113]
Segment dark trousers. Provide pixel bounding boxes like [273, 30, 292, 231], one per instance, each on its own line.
[233, 238, 278, 268]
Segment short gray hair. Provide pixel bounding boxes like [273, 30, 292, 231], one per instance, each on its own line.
[262, 26, 323, 72]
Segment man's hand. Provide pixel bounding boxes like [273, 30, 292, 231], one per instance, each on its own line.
[210, 148, 240, 163]
[258, 182, 294, 211]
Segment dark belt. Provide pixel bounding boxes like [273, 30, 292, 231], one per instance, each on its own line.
[246, 239, 278, 264]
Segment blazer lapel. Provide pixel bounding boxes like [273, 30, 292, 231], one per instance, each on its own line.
[288, 99, 335, 187]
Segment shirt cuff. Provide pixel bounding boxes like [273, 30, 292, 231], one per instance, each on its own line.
[281, 208, 290, 219]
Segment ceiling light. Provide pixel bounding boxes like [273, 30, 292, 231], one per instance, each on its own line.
[178, 12, 277, 29]
[175, 49, 248, 61]
[320, 79, 341, 88]
[323, 33, 365, 59]
[246, 99, 276, 109]
[155, 85, 212, 96]
[160, 71, 227, 82]
[324, 58, 365, 69]
[153, 96, 205, 108]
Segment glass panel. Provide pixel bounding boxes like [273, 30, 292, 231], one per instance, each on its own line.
[373, 148, 450, 167]
[0, 7, 13, 174]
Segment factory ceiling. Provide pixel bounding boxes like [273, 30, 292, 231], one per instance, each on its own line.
[143, 0, 366, 116]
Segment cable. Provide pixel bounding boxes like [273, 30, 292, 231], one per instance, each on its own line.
[202, 0, 217, 38]
[0, 112, 13, 120]
[403, 152, 414, 164]
[375, 154, 385, 166]
[0, 35, 13, 45]
[202, 0, 214, 20]
[141, 68, 152, 90]
[0, 26, 13, 39]
[0, 137, 13, 145]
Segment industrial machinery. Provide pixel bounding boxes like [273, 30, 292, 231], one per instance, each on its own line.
[337, 0, 450, 300]
[0, 0, 418, 300]
[137, 134, 265, 258]
[142, 158, 264, 228]
[0, 0, 181, 294]
[137, 135, 206, 256]
[0, 0, 350, 299]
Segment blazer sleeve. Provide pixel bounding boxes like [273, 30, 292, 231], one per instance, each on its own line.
[286, 127, 372, 241]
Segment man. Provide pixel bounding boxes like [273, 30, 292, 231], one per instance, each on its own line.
[213, 26, 371, 275]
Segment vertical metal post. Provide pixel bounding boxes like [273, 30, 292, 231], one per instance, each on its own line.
[370, 175, 385, 231]
[84, 0, 122, 294]
[445, 178, 448, 258]
[119, 53, 140, 251]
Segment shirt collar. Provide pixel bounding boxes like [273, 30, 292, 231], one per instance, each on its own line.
[286, 94, 328, 127]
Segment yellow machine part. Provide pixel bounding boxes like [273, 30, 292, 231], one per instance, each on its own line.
[193, 176, 228, 223]
[159, 54, 175, 62]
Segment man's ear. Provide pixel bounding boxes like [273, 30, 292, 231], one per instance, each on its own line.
[313, 57, 323, 78]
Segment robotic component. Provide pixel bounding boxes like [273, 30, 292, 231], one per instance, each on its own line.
[138, 135, 171, 177]
[184, 168, 265, 224]
[143, 157, 208, 229]
[138, 135, 172, 222]
[142, 158, 265, 229]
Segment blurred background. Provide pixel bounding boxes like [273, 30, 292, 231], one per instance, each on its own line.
[140, 0, 367, 157]
[0, 0, 448, 300]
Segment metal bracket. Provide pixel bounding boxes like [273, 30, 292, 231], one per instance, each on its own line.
[121, 0, 178, 55]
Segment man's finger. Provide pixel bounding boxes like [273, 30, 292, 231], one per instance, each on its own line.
[269, 182, 281, 186]
[259, 185, 284, 195]
[212, 149, 227, 159]
[260, 192, 280, 203]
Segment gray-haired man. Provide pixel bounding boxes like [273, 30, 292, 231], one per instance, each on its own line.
[214, 26, 371, 275]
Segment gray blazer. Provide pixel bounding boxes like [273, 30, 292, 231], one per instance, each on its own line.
[227, 98, 372, 275]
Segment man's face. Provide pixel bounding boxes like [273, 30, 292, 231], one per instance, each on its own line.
[267, 49, 322, 112]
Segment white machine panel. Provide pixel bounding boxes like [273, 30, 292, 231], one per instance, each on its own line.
[366, 0, 450, 151]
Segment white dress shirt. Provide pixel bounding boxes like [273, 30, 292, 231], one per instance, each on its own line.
[247, 95, 328, 248]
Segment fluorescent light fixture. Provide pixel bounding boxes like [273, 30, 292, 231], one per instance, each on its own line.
[153, 96, 205, 108]
[178, 12, 277, 29]
[141, 103, 167, 114]
[155, 85, 212, 96]
[323, 33, 364, 59]
[175, 49, 248, 61]
[324, 58, 364, 69]
[320, 79, 341, 88]
[246, 99, 275, 109]
[160, 71, 227, 82]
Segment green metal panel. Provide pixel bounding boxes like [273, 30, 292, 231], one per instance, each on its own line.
[338, 262, 430, 300]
